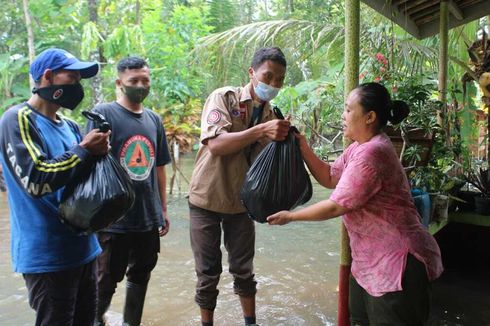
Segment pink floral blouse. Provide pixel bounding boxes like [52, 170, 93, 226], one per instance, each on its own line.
[329, 133, 443, 297]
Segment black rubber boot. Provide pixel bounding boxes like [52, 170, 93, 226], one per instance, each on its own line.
[94, 294, 113, 326]
[122, 281, 148, 326]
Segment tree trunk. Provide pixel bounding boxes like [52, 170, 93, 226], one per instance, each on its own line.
[284, 0, 294, 14]
[22, 0, 35, 89]
[135, 0, 141, 25]
[88, 0, 103, 105]
[263, 0, 269, 18]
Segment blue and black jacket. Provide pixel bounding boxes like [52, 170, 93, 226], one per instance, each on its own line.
[0, 103, 100, 273]
[0, 103, 92, 196]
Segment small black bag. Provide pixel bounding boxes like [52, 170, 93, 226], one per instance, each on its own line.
[59, 111, 135, 234]
[240, 107, 312, 223]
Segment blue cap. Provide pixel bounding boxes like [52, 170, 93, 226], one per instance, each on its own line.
[29, 48, 99, 82]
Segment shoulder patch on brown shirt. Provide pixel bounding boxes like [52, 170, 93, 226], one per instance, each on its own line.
[207, 109, 222, 125]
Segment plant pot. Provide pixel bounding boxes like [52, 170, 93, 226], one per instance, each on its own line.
[384, 126, 433, 168]
[456, 190, 479, 212]
[430, 194, 449, 223]
[411, 189, 431, 227]
[474, 196, 490, 215]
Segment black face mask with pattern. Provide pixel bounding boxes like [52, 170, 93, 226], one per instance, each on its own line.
[33, 83, 85, 110]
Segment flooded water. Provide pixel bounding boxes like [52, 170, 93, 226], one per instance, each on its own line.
[0, 154, 341, 326]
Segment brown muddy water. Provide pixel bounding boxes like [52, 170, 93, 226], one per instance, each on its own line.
[0, 154, 341, 325]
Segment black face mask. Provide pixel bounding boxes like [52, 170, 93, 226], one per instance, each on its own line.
[33, 83, 85, 110]
[121, 84, 150, 104]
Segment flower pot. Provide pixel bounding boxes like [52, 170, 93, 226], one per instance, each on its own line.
[384, 126, 433, 168]
[456, 190, 479, 212]
[411, 189, 431, 227]
[474, 196, 490, 215]
[430, 194, 448, 223]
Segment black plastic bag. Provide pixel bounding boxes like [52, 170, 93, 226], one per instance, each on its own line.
[59, 111, 135, 234]
[240, 107, 312, 223]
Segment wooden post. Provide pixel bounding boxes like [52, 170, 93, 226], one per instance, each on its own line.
[438, 1, 449, 142]
[339, 0, 359, 325]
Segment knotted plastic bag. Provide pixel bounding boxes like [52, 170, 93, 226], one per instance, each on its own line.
[240, 107, 312, 223]
[59, 111, 135, 234]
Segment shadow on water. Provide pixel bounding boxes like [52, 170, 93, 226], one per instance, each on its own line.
[0, 153, 340, 326]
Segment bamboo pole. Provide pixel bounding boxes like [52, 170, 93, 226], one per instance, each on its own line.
[438, 1, 449, 145]
[339, 0, 359, 325]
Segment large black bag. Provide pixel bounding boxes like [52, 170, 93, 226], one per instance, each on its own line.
[240, 107, 312, 223]
[59, 111, 135, 234]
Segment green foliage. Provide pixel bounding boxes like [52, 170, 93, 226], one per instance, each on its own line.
[393, 77, 441, 132]
[208, 0, 237, 32]
[0, 0, 486, 161]
[410, 165, 459, 194]
[81, 22, 104, 58]
[0, 54, 30, 113]
[273, 68, 344, 157]
[463, 159, 490, 197]
[104, 25, 146, 59]
[142, 3, 212, 107]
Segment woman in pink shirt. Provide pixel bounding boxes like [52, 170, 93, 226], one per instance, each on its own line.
[268, 83, 443, 325]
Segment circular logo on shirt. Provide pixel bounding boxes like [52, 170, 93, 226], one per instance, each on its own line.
[53, 88, 63, 100]
[207, 109, 222, 125]
[231, 109, 240, 118]
[120, 135, 155, 181]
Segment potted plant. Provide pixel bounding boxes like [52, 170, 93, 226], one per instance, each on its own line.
[385, 78, 441, 171]
[464, 160, 490, 215]
[410, 166, 462, 223]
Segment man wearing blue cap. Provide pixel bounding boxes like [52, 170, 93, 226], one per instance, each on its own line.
[0, 48, 110, 325]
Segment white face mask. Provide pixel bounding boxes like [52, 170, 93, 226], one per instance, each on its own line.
[253, 73, 280, 102]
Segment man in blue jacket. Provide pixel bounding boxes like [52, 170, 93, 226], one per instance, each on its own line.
[0, 48, 110, 325]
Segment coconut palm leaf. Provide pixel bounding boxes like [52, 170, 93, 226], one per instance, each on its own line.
[194, 20, 343, 64]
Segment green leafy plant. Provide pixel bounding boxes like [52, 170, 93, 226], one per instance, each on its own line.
[410, 165, 460, 195]
[464, 159, 490, 198]
[272, 72, 344, 158]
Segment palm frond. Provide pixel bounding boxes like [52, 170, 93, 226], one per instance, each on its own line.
[194, 20, 343, 63]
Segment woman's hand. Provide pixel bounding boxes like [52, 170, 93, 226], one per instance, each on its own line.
[293, 131, 310, 155]
[267, 210, 293, 225]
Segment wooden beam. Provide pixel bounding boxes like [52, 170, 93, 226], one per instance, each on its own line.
[407, 0, 440, 16]
[411, 6, 440, 21]
[459, 0, 484, 9]
[416, 12, 440, 25]
[362, 0, 421, 38]
[394, 0, 411, 5]
[419, 0, 490, 38]
[406, 0, 439, 13]
[448, 0, 464, 20]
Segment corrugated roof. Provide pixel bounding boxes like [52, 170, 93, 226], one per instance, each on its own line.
[361, 0, 490, 39]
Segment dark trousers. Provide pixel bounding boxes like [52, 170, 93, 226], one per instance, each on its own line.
[96, 229, 160, 299]
[189, 203, 257, 311]
[349, 254, 431, 326]
[23, 259, 97, 326]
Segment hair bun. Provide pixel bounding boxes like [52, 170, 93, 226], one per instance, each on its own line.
[388, 100, 410, 125]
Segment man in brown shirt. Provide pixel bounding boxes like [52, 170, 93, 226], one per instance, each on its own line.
[188, 47, 290, 326]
